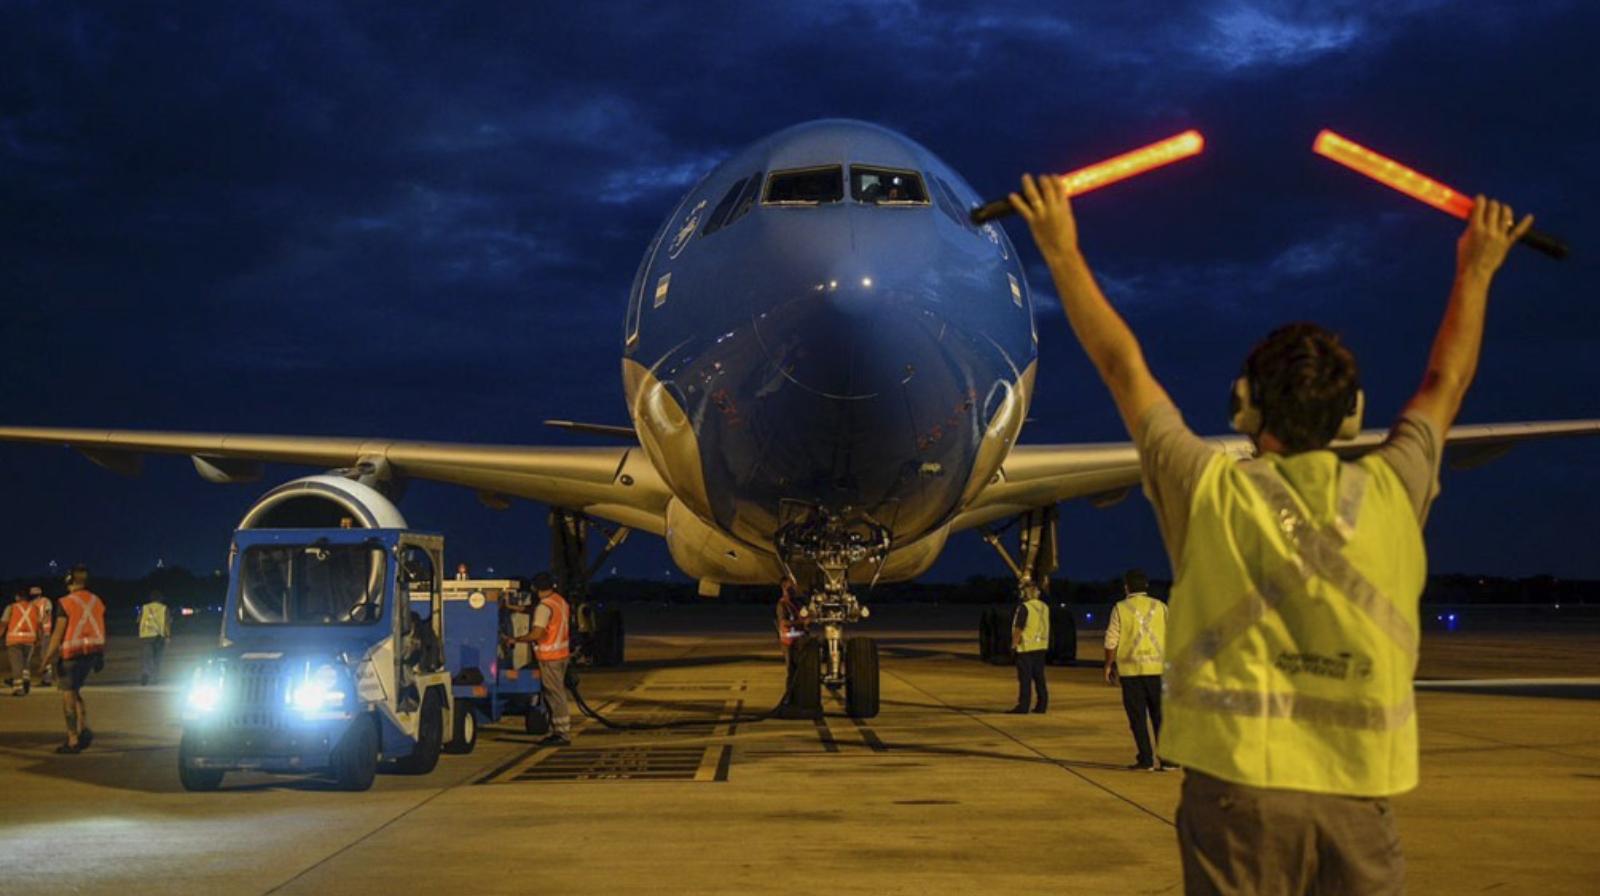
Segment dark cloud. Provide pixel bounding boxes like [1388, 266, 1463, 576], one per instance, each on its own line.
[2, 0, 1598, 581]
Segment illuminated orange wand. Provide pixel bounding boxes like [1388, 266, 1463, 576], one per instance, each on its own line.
[970, 130, 1205, 224]
[1313, 130, 1567, 259]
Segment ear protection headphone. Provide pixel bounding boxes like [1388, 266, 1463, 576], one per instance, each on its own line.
[1229, 376, 1364, 441]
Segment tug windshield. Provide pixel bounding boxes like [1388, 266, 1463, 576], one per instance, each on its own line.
[238, 543, 387, 626]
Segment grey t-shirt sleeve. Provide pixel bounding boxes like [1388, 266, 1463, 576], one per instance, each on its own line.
[1368, 412, 1443, 523]
[1136, 402, 1222, 569]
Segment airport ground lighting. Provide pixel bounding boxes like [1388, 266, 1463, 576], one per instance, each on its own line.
[1313, 129, 1568, 259]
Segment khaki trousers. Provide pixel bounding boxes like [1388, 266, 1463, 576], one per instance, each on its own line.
[539, 658, 571, 737]
[1177, 770, 1405, 895]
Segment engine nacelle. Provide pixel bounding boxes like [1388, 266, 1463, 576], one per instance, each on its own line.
[238, 475, 408, 531]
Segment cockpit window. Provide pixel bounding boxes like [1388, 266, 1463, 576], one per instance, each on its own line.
[724, 172, 764, 226]
[851, 167, 929, 205]
[701, 173, 753, 237]
[929, 174, 976, 229]
[764, 166, 844, 204]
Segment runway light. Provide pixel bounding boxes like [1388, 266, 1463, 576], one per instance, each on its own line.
[1312, 129, 1568, 259]
[971, 130, 1205, 223]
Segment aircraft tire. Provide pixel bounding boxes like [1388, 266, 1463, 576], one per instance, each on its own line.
[984, 607, 1013, 665]
[445, 700, 478, 754]
[333, 716, 379, 792]
[844, 637, 880, 719]
[603, 608, 625, 666]
[978, 611, 994, 663]
[789, 636, 823, 717]
[177, 731, 224, 792]
[1047, 605, 1077, 666]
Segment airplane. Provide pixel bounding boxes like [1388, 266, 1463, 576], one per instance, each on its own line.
[3, 118, 1597, 718]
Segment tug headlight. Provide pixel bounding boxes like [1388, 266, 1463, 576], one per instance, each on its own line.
[290, 664, 347, 713]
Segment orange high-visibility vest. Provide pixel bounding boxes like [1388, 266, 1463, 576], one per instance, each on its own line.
[535, 593, 570, 661]
[59, 590, 107, 659]
[5, 602, 37, 646]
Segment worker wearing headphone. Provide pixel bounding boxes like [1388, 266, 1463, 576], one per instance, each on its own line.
[1008, 174, 1532, 895]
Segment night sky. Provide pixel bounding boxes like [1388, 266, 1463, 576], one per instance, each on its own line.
[3, 2, 1598, 585]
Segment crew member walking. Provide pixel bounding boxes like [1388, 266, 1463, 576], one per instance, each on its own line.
[4, 590, 38, 695]
[503, 572, 573, 747]
[29, 587, 54, 686]
[1008, 581, 1049, 714]
[1012, 174, 1533, 893]
[39, 566, 107, 753]
[1104, 569, 1168, 770]
[137, 591, 172, 686]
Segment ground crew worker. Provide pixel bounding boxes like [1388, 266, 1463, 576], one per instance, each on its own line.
[1104, 569, 1168, 770]
[30, 587, 54, 686]
[4, 590, 38, 695]
[1007, 581, 1049, 714]
[39, 566, 107, 753]
[503, 572, 572, 747]
[137, 590, 172, 686]
[1012, 174, 1533, 893]
[776, 576, 808, 674]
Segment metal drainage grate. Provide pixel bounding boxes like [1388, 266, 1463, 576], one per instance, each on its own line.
[504, 746, 729, 783]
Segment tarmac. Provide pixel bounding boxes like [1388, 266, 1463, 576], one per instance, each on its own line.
[0, 603, 1596, 895]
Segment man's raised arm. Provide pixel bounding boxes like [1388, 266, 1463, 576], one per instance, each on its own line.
[1010, 174, 1172, 437]
[1405, 196, 1534, 435]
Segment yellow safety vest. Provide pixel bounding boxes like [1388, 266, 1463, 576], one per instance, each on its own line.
[1017, 598, 1049, 653]
[139, 601, 169, 639]
[1114, 594, 1167, 677]
[1162, 450, 1424, 798]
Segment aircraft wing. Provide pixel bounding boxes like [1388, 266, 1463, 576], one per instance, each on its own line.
[0, 426, 672, 535]
[951, 419, 1600, 533]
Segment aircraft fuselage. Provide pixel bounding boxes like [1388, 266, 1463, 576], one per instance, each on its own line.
[622, 120, 1037, 583]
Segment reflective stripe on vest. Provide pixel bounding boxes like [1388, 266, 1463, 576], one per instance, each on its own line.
[1018, 599, 1049, 653]
[1162, 452, 1425, 798]
[6, 603, 37, 646]
[535, 594, 570, 661]
[1115, 594, 1166, 677]
[60, 591, 107, 659]
[139, 602, 169, 639]
[32, 598, 53, 634]
[779, 599, 806, 646]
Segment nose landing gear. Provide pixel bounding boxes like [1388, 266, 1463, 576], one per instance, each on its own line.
[777, 512, 890, 719]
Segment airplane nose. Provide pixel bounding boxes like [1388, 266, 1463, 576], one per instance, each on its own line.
[754, 273, 931, 400]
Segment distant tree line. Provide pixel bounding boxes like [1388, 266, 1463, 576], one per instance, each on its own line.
[4, 567, 1592, 616]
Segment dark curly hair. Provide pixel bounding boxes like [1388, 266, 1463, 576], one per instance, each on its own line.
[1242, 322, 1360, 453]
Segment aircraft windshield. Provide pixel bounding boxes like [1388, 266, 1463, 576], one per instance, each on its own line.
[851, 167, 928, 204]
[765, 166, 844, 204]
[238, 543, 387, 626]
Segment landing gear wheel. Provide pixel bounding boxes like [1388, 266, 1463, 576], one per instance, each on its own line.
[978, 611, 994, 663]
[844, 637, 879, 719]
[177, 731, 224, 792]
[786, 636, 823, 718]
[598, 608, 625, 666]
[1046, 605, 1077, 666]
[333, 715, 379, 791]
[445, 700, 478, 755]
[982, 607, 1013, 665]
[390, 689, 444, 775]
